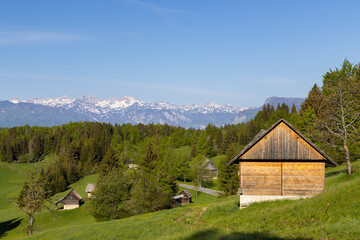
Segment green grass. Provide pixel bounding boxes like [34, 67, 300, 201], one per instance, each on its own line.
[173, 146, 191, 157]
[210, 154, 225, 168]
[0, 160, 99, 239]
[51, 174, 98, 202]
[1, 160, 360, 240]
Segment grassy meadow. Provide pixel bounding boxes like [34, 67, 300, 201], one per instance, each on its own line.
[1, 160, 359, 239]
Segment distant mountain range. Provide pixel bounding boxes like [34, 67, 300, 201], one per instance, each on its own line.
[0, 96, 304, 128]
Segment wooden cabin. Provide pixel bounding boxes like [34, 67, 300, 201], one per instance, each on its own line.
[55, 189, 83, 210]
[202, 159, 218, 178]
[173, 189, 193, 206]
[227, 119, 338, 197]
[85, 184, 95, 198]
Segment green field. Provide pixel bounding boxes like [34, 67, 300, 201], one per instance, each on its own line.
[1, 160, 360, 239]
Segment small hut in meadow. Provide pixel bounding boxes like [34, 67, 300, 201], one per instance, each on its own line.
[227, 119, 338, 197]
[85, 184, 95, 198]
[55, 189, 83, 210]
[173, 189, 193, 206]
[202, 159, 218, 178]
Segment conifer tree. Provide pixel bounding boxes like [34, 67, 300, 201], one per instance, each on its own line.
[223, 129, 239, 152]
[130, 140, 176, 214]
[90, 166, 133, 221]
[290, 104, 297, 115]
[299, 84, 325, 116]
[189, 144, 197, 158]
[216, 129, 224, 154]
[218, 143, 239, 196]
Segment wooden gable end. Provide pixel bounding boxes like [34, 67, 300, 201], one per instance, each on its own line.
[180, 189, 192, 199]
[65, 192, 80, 200]
[241, 122, 325, 160]
[55, 189, 82, 205]
[203, 160, 218, 170]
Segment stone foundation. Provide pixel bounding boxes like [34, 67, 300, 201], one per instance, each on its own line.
[239, 195, 308, 208]
[64, 204, 79, 210]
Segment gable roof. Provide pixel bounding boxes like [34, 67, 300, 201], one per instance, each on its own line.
[172, 189, 193, 199]
[227, 118, 338, 166]
[202, 159, 218, 170]
[55, 189, 82, 204]
[180, 189, 192, 198]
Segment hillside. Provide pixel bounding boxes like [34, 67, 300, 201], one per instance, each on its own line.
[1, 160, 359, 240]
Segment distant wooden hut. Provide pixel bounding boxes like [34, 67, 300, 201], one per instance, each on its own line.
[85, 184, 95, 198]
[227, 119, 338, 197]
[173, 189, 193, 206]
[55, 189, 83, 210]
[202, 159, 218, 178]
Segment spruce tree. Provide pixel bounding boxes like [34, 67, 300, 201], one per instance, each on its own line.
[290, 104, 297, 115]
[216, 129, 224, 154]
[218, 143, 239, 196]
[130, 140, 176, 214]
[90, 167, 133, 221]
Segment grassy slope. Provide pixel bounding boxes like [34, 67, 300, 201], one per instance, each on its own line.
[0, 161, 357, 240]
[0, 161, 99, 239]
[0, 159, 217, 239]
[210, 154, 224, 168]
[173, 146, 191, 157]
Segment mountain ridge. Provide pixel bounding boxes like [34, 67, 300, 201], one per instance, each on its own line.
[0, 96, 304, 128]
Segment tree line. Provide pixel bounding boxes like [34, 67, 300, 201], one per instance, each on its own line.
[2, 59, 359, 225]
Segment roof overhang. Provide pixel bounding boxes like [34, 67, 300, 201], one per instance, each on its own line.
[227, 118, 338, 166]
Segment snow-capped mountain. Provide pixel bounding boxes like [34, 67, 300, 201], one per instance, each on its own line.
[0, 96, 304, 128]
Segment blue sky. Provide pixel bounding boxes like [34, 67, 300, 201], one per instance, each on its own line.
[1, 0, 360, 107]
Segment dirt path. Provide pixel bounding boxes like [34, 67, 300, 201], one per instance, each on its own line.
[176, 209, 195, 223]
[195, 207, 207, 222]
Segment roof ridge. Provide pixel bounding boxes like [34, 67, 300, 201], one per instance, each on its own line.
[55, 189, 82, 204]
[227, 118, 338, 166]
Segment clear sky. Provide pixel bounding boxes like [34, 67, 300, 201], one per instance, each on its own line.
[1, 0, 359, 107]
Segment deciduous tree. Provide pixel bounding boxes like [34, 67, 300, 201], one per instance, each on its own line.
[6, 168, 50, 236]
[321, 59, 360, 174]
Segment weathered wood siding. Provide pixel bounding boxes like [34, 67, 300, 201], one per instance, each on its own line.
[181, 198, 191, 205]
[240, 162, 281, 195]
[241, 122, 325, 160]
[240, 162, 325, 196]
[282, 162, 324, 196]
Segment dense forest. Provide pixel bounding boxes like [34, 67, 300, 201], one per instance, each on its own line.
[1, 59, 359, 222]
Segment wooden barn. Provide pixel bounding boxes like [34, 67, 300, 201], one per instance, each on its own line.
[202, 159, 218, 178]
[55, 189, 83, 210]
[173, 189, 193, 206]
[227, 119, 338, 197]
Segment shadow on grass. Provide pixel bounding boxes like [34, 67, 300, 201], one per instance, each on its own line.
[184, 229, 311, 240]
[325, 170, 345, 178]
[0, 218, 22, 237]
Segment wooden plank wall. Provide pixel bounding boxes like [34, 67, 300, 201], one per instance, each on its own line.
[240, 162, 282, 195]
[282, 162, 324, 196]
[240, 162, 325, 196]
[241, 122, 325, 160]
